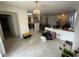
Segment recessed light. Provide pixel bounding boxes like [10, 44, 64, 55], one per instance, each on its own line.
[62, 14, 64, 16]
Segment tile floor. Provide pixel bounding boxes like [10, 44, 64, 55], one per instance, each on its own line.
[4, 29, 65, 57]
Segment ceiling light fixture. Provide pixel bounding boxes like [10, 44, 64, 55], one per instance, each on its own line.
[33, 1, 40, 15]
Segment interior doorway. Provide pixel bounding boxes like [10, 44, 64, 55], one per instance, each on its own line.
[0, 14, 16, 55]
[28, 16, 34, 31]
[0, 14, 13, 38]
[0, 11, 20, 56]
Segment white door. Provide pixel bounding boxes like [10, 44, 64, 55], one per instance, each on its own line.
[0, 22, 4, 40]
[0, 22, 6, 56]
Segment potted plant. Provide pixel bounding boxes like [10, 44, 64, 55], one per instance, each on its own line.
[59, 40, 79, 57]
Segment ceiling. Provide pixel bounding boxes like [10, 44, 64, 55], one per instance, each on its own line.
[0, 1, 79, 15]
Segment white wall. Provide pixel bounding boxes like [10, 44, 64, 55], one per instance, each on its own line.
[8, 15, 16, 36]
[48, 15, 57, 26]
[41, 15, 46, 24]
[10, 13, 20, 36]
[41, 15, 57, 26]
[73, 7, 79, 49]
